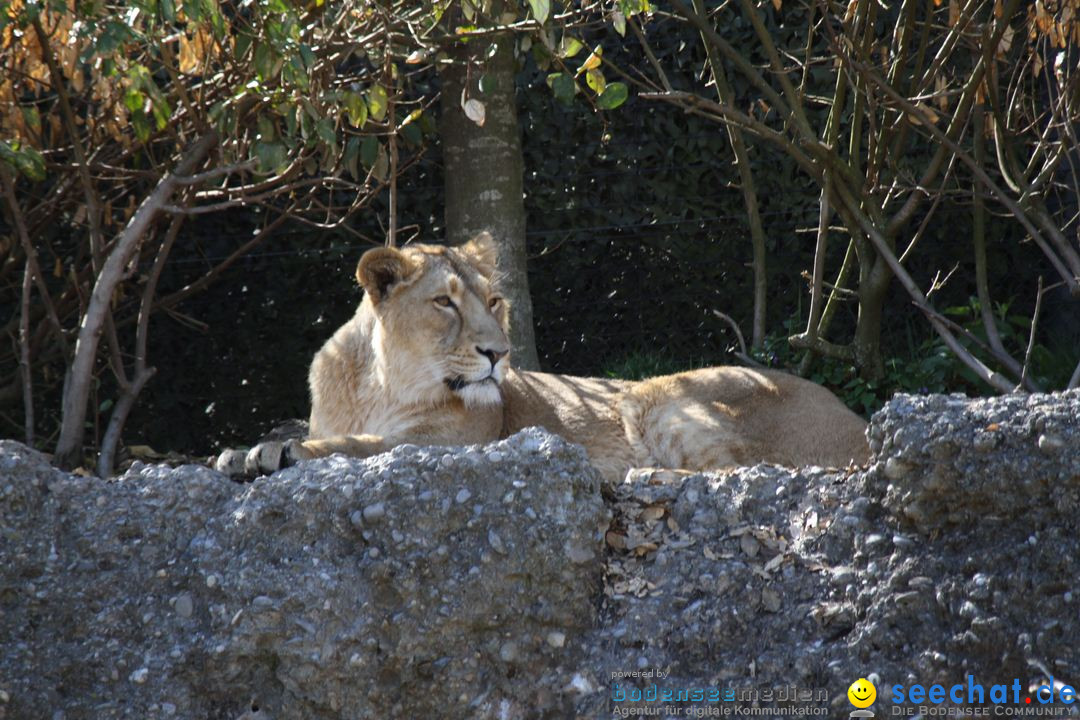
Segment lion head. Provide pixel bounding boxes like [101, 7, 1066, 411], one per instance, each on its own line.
[355, 232, 511, 407]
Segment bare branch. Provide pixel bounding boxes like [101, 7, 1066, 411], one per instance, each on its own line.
[691, 0, 767, 348]
[1019, 277, 1044, 392]
[97, 367, 157, 478]
[0, 167, 68, 355]
[841, 40, 1080, 294]
[54, 132, 218, 470]
[788, 332, 856, 362]
[174, 159, 258, 186]
[667, 0, 804, 141]
[386, 13, 398, 248]
[32, 17, 105, 271]
[711, 310, 764, 368]
[830, 179, 1027, 393]
[19, 257, 33, 446]
[804, 175, 831, 342]
[629, 14, 672, 93]
[638, 91, 821, 180]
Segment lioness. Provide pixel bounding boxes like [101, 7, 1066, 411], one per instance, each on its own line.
[216, 233, 869, 483]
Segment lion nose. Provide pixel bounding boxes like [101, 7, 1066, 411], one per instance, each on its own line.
[477, 346, 508, 368]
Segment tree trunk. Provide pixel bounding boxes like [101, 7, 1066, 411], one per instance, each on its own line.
[853, 246, 890, 382]
[440, 26, 540, 370]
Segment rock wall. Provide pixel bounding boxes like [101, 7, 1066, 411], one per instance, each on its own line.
[1, 391, 1078, 719]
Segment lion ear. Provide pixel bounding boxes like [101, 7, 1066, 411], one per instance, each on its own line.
[356, 247, 418, 303]
[459, 231, 498, 278]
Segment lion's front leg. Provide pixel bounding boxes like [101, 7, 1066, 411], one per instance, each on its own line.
[214, 434, 387, 478]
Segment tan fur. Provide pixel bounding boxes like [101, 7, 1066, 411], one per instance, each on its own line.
[219, 234, 870, 482]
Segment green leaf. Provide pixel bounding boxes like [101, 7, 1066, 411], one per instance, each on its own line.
[21, 106, 41, 135]
[0, 142, 46, 182]
[344, 136, 361, 180]
[527, 0, 550, 24]
[559, 35, 584, 58]
[585, 68, 606, 94]
[360, 135, 379, 167]
[367, 85, 388, 122]
[344, 91, 368, 128]
[257, 115, 276, 141]
[94, 21, 135, 56]
[253, 140, 288, 174]
[284, 55, 309, 90]
[124, 88, 144, 113]
[160, 0, 175, 22]
[132, 111, 152, 142]
[235, 31, 252, 62]
[612, 10, 626, 36]
[547, 72, 576, 105]
[207, 3, 226, 38]
[400, 122, 421, 145]
[299, 43, 316, 72]
[254, 43, 274, 82]
[617, 0, 651, 16]
[150, 98, 171, 129]
[315, 118, 336, 147]
[181, 0, 201, 23]
[597, 82, 628, 109]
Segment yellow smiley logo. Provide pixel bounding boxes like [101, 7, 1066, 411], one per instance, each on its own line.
[848, 678, 877, 708]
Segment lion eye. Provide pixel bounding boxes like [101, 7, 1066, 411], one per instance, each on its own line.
[488, 297, 502, 309]
[434, 296, 454, 308]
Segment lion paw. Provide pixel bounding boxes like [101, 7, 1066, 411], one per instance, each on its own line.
[214, 439, 311, 478]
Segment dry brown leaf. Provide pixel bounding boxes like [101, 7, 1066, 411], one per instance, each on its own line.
[998, 23, 1015, 57]
[907, 102, 940, 126]
[935, 74, 949, 112]
[179, 27, 212, 74]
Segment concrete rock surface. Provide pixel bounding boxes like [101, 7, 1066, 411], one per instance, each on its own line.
[1, 391, 1078, 719]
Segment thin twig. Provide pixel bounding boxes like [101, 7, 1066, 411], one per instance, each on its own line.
[0, 167, 69, 355]
[838, 34, 1080, 294]
[1019, 277, 1043, 392]
[830, 178, 1031, 393]
[805, 175, 831, 339]
[386, 11, 398, 248]
[711, 310, 765, 368]
[174, 159, 257, 186]
[32, 17, 105, 271]
[629, 15, 672, 92]
[19, 257, 33, 446]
